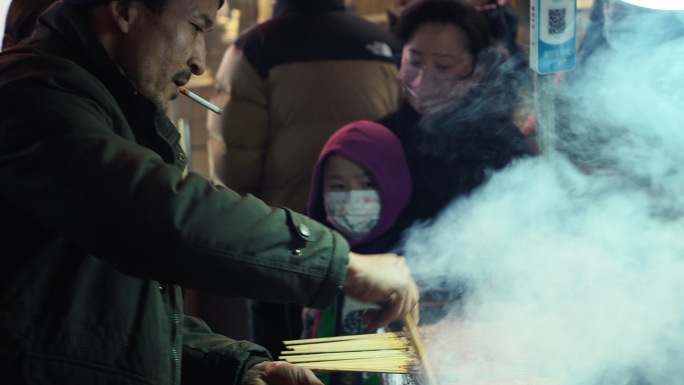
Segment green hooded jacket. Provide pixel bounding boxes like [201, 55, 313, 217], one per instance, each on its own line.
[0, 3, 349, 384]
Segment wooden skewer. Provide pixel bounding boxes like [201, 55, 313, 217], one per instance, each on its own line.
[404, 313, 438, 385]
[281, 349, 413, 363]
[284, 331, 406, 345]
[293, 357, 417, 373]
[298, 365, 412, 374]
[281, 338, 410, 354]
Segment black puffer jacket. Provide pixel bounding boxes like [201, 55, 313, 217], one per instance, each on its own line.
[378, 52, 531, 225]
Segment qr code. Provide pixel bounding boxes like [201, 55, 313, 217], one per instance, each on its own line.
[548, 8, 566, 35]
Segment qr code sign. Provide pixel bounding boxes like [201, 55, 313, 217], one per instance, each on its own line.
[548, 8, 566, 35]
[531, 0, 576, 74]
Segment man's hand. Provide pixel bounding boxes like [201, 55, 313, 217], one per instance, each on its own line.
[244, 361, 323, 385]
[342, 252, 419, 330]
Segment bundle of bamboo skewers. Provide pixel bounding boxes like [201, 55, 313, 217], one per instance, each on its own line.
[280, 330, 417, 373]
[279, 314, 437, 385]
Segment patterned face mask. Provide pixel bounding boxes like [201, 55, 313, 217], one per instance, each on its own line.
[324, 190, 381, 240]
[397, 65, 473, 115]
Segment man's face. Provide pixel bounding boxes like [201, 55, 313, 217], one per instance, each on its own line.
[119, 0, 216, 110]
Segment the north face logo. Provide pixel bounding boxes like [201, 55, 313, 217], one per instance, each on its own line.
[366, 41, 393, 58]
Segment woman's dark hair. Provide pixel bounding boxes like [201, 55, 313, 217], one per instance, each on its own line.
[116, 0, 171, 14]
[64, 0, 222, 15]
[394, 0, 492, 57]
[138, 0, 224, 14]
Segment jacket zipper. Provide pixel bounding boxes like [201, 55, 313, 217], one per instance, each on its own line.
[171, 286, 181, 385]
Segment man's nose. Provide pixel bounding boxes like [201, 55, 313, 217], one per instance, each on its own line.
[188, 38, 207, 76]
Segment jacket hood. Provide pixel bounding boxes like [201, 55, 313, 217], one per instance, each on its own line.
[307, 121, 412, 247]
[274, 0, 346, 15]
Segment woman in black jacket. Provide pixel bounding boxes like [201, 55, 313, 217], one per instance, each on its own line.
[378, 0, 531, 227]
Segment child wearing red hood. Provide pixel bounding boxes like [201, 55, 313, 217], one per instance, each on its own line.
[303, 120, 412, 385]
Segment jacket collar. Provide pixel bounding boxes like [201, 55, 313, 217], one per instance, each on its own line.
[28, 3, 185, 170]
[32, 3, 151, 111]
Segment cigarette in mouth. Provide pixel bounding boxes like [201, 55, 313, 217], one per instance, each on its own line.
[178, 86, 223, 115]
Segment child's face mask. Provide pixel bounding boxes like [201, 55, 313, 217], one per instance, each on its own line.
[324, 190, 381, 240]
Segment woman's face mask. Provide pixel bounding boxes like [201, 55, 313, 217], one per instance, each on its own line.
[398, 66, 473, 114]
[324, 190, 381, 240]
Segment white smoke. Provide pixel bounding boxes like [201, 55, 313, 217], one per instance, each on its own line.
[402, 9, 684, 385]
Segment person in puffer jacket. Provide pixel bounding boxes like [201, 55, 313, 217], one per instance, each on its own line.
[209, 0, 404, 358]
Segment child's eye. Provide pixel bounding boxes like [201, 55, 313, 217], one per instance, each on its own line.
[362, 180, 377, 188]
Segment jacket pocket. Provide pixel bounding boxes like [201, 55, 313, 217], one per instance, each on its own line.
[22, 353, 155, 385]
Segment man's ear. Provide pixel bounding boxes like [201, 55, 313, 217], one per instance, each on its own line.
[107, 0, 139, 33]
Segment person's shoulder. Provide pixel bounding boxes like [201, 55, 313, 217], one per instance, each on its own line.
[237, 10, 400, 72]
[375, 111, 397, 130]
[328, 10, 399, 42]
[0, 47, 91, 85]
[377, 103, 421, 136]
[480, 117, 534, 158]
[234, 19, 271, 49]
[0, 47, 114, 116]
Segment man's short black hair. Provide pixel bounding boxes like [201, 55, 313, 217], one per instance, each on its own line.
[62, 0, 225, 14]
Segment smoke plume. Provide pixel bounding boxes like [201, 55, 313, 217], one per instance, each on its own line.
[403, 9, 684, 385]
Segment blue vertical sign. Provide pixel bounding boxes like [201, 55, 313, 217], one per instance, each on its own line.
[530, 0, 577, 74]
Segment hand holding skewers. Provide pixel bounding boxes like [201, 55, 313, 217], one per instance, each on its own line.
[343, 252, 420, 330]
